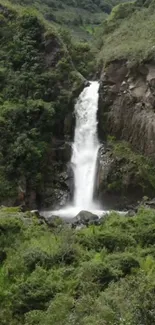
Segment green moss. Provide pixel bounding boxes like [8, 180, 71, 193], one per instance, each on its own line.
[107, 180, 122, 191]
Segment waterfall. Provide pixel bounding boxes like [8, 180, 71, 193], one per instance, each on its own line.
[41, 81, 102, 218]
[71, 81, 100, 210]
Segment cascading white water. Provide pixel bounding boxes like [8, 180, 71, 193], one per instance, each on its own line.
[41, 81, 125, 218]
[71, 81, 100, 210]
[41, 81, 103, 218]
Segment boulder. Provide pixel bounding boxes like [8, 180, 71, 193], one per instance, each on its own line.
[73, 210, 99, 226]
[126, 210, 136, 217]
[42, 215, 64, 228]
[30, 210, 40, 217]
[143, 198, 155, 209]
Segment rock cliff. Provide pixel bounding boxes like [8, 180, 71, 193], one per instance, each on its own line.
[98, 60, 155, 208]
[98, 60, 155, 158]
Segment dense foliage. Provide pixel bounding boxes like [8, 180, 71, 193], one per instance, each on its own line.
[0, 1, 92, 204]
[1, 207, 155, 324]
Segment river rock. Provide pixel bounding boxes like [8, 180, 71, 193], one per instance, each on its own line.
[126, 209, 136, 217]
[42, 215, 65, 228]
[72, 210, 99, 226]
[30, 210, 40, 217]
[141, 198, 155, 209]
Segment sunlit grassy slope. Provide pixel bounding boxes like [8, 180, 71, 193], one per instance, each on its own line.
[98, 1, 155, 63]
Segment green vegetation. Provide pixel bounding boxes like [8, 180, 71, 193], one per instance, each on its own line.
[97, 0, 155, 63]
[1, 206, 155, 324]
[112, 140, 155, 191]
[0, 2, 155, 323]
[107, 139, 155, 195]
[0, 1, 92, 204]
[8, 0, 130, 40]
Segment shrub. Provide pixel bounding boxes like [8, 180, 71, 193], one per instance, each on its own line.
[105, 253, 140, 276]
[23, 248, 52, 271]
[12, 267, 61, 314]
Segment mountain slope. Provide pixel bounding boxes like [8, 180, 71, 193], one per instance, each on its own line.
[8, 0, 130, 39]
[97, 0, 155, 63]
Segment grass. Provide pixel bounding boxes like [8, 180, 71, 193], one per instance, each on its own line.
[99, 5, 155, 63]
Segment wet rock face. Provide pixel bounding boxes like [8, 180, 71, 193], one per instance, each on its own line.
[38, 138, 74, 210]
[17, 139, 74, 210]
[98, 60, 155, 159]
[42, 187, 70, 210]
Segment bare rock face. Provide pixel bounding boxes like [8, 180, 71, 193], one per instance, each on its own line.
[97, 60, 155, 208]
[44, 34, 62, 68]
[98, 60, 155, 159]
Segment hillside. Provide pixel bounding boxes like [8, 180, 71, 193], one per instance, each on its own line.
[97, 0, 155, 63]
[8, 0, 129, 40]
[0, 0, 96, 209]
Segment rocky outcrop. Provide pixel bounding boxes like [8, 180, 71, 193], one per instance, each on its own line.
[96, 145, 150, 210]
[97, 60, 155, 208]
[44, 33, 63, 68]
[98, 60, 155, 159]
